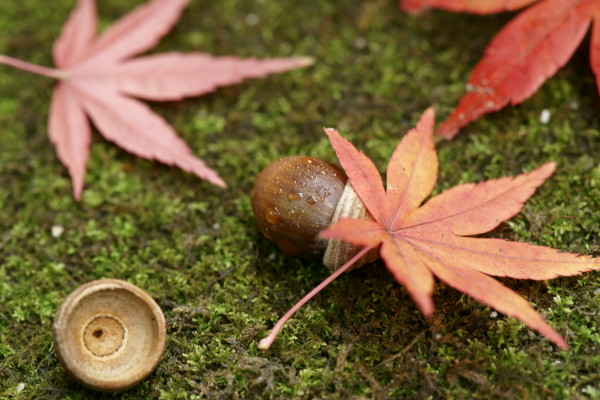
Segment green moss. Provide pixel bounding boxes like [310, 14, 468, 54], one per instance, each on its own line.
[1, 0, 599, 398]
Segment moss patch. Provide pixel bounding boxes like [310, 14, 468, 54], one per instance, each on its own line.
[1, 0, 599, 398]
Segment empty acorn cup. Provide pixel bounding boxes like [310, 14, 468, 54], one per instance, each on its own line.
[52, 279, 167, 392]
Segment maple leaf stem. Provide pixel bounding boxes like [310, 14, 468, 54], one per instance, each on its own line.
[0, 55, 67, 80]
[258, 245, 375, 350]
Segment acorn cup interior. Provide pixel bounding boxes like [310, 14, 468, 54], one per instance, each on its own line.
[52, 279, 166, 392]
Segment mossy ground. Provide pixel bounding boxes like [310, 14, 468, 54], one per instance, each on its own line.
[1, 0, 599, 398]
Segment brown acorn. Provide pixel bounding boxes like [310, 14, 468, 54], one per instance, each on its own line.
[251, 156, 377, 271]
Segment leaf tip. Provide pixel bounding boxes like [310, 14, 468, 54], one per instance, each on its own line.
[70, 172, 85, 201]
[526, 162, 556, 185]
[436, 119, 460, 140]
[548, 331, 568, 350]
[414, 295, 435, 319]
[417, 107, 436, 133]
[323, 126, 340, 140]
[212, 177, 227, 188]
[422, 106, 435, 120]
[541, 161, 557, 175]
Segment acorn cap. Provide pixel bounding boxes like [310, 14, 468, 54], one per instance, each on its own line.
[52, 279, 167, 392]
[323, 182, 379, 271]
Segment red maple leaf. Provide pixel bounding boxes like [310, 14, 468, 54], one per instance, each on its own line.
[259, 108, 598, 350]
[401, 0, 600, 138]
[0, 0, 310, 199]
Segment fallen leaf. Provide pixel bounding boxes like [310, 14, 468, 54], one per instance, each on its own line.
[402, 0, 539, 14]
[259, 108, 598, 350]
[401, 0, 600, 138]
[0, 0, 311, 199]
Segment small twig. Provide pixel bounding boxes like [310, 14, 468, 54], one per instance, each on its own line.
[371, 330, 426, 369]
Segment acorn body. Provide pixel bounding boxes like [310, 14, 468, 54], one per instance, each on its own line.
[251, 156, 347, 258]
[252, 156, 378, 270]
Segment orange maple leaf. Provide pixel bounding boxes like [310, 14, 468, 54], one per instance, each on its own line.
[401, 0, 600, 138]
[0, 0, 310, 199]
[259, 108, 598, 350]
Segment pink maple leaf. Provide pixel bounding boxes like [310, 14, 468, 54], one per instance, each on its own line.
[0, 0, 311, 199]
